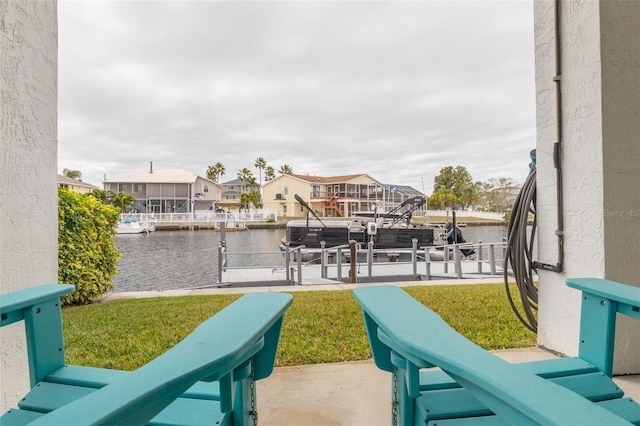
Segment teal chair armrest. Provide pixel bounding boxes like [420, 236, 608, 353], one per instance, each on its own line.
[0, 284, 74, 327]
[566, 278, 640, 376]
[1, 284, 75, 385]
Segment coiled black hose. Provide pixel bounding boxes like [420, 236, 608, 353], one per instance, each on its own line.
[504, 168, 538, 333]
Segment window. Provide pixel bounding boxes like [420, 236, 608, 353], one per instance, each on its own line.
[204, 185, 209, 193]
[118, 183, 127, 192]
[134, 184, 143, 193]
[283, 205, 288, 213]
[284, 186, 289, 195]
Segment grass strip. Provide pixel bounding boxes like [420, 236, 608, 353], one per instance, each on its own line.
[62, 283, 535, 370]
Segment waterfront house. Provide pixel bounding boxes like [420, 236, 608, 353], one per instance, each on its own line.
[262, 173, 424, 218]
[57, 175, 99, 194]
[103, 168, 221, 213]
[217, 178, 259, 210]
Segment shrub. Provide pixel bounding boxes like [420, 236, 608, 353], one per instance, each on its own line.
[58, 188, 121, 304]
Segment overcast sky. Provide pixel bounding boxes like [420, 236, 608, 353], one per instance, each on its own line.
[58, 0, 536, 193]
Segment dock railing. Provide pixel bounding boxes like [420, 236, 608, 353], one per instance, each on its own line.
[425, 240, 508, 280]
[314, 239, 508, 282]
[216, 244, 305, 285]
[213, 239, 509, 287]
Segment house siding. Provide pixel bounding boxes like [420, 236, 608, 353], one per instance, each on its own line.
[104, 169, 220, 213]
[262, 174, 412, 218]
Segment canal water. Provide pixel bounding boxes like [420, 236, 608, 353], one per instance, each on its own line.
[113, 228, 286, 292]
[112, 225, 507, 292]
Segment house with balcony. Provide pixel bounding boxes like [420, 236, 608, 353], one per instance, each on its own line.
[57, 175, 99, 194]
[103, 168, 221, 213]
[216, 178, 260, 210]
[262, 173, 424, 218]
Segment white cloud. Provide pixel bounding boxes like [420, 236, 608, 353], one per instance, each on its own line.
[58, 0, 536, 191]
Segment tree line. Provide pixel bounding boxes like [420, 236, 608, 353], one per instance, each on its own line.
[205, 158, 293, 185]
[205, 158, 294, 209]
[429, 165, 519, 213]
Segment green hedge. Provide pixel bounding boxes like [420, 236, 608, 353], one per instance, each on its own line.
[58, 188, 121, 304]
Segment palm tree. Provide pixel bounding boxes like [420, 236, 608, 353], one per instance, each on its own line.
[206, 162, 225, 183]
[237, 168, 254, 184]
[254, 157, 267, 187]
[240, 193, 251, 210]
[254, 157, 267, 203]
[62, 168, 82, 180]
[265, 166, 276, 182]
[248, 190, 261, 208]
[459, 181, 483, 210]
[112, 192, 135, 213]
[240, 191, 261, 210]
[278, 164, 293, 175]
[429, 188, 457, 210]
[90, 189, 115, 204]
[237, 168, 257, 198]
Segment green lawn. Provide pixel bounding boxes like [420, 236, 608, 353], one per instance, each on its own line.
[62, 283, 536, 370]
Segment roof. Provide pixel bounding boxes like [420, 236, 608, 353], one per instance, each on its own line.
[220, 178, 251, 186]
[386, 184, 424, 197]
[106, 168, 212, 184]
[57, 175, 99, 189]
[286, 173, 380, 184]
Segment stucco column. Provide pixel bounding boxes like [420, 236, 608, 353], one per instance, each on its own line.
[534, 0, 640, 373]
[0, 0, 59, 410]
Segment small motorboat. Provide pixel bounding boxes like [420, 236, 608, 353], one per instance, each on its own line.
[116, 220, 154, 234]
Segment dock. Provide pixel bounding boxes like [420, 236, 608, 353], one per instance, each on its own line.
[210, 258, 507, 288]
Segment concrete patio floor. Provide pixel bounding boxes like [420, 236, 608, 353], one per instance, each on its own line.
[257, 349, 640, 426]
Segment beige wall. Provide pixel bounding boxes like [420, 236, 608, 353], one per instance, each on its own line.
[263, 175, 310, 217]
[194, 177, 221, 201]
[0, 0, 59, 410]
[263, 175, 388, 217]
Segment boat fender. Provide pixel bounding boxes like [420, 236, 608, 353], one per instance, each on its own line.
[367, 222, 377, 235]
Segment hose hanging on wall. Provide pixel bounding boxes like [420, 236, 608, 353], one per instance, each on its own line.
[504, 156, 538, 333]
[504, 0, 565, 333]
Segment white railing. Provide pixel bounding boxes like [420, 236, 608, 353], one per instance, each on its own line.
[121, 210, 278, 224]
[422, 210, 507, 221]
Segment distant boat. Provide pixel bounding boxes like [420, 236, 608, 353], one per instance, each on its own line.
[116, 218, 156, 234]
[280, 195, 441, 262]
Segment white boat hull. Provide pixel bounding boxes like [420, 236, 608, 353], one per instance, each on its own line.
[116, 221, 154, 234]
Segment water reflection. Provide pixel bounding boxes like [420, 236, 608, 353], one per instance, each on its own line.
[113, 229, 285, 292]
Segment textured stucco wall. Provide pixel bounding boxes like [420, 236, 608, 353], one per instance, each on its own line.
[0, 0, 58, 411]
[534, 0, 640, 372]
[600, 0, 640, 373]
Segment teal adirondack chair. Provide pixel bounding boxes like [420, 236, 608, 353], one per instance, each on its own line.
[0, 284, 292, 425]
[354, 278, 640, 425]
